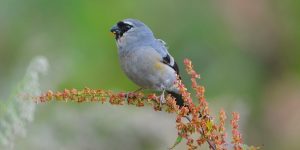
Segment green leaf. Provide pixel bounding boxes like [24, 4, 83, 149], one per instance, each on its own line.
[206, 119, 213, 134]
[169, 134, 183, 150]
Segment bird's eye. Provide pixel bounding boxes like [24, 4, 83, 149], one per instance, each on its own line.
[122, 24, 133, 31]
[125, 25, 132, 30]
[117, 21, 133, 33]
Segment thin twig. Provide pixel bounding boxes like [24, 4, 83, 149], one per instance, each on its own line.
[184, 116, 216, 150]
[199, 126, 216, 150]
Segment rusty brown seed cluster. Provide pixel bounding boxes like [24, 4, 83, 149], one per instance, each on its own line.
[36, 59, 257, 150]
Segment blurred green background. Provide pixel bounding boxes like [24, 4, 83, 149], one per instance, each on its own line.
[1, 0, 300, 149]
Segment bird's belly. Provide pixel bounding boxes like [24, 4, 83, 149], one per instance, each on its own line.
[119, 51, 177, 91]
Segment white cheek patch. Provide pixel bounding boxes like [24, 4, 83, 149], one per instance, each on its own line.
[117, 36, 124, 44]
[117, 33, 128, 45]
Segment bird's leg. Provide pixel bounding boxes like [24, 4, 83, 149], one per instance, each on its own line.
[125, 88, 143, 102]
[159, 89, 166, 106]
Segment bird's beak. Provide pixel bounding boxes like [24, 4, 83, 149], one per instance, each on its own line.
[110, 25, 120, 35]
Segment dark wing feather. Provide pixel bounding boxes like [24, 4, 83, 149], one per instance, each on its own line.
[162, 54, 181, 79]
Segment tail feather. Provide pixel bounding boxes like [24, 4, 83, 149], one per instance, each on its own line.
[167, 91, 184, 107]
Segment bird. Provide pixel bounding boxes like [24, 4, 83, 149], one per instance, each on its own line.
[110, 18, 184, 107]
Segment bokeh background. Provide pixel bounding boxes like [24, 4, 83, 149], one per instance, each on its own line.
[1, 0, 300, 149]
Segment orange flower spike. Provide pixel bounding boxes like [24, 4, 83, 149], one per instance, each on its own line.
[55, 91, 63, 100]
[62, 89, 71, 100]
[118, 92, 127, 99]
[219, 109, 227, 132]
[215, 109, 227, 149]
[184, 59, 200, 79]
[164, 95, 178, 113]
[46, 90, 53, 101]
[179, 106, 190, 116]
[180, 131, 188, 139]
[39, 95, 46, 102]
[176, 122, 186, 131]
[77, 96, 85, 103]
[147, 93, 157, 100]
[136, 99, 144, 107]
[196, 137, 206, 146]
[33, 59, 260, 150]
[109, 94, 116, 104]
[91, 96, 98, 102]
[231, 112, 242, 150]
[100, 97, 107, 104]
[70, 88, 78, 95]
[95, 89, 102, 94]
[187, 137, 193, 144]
[176, 116, 182, 123]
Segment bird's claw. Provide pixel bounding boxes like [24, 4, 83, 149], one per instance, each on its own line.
[125, 88, 143, 104]
[160, 94, 166, 106]
[159, 90, 166, 107]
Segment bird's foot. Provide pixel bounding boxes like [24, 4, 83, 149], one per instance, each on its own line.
[125, 88, 143, 103]
[159, 90, 166, 107]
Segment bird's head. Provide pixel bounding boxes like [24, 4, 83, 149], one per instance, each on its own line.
[110, 19, 154, 43]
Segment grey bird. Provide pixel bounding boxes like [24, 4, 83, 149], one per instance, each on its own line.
[110, 18, 184, 107]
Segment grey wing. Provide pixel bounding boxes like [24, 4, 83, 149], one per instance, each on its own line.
[154, 39, 169, 56]
[152, 39, 180, 76]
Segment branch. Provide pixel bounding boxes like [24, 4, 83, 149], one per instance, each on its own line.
[35, 59, 258, 150]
